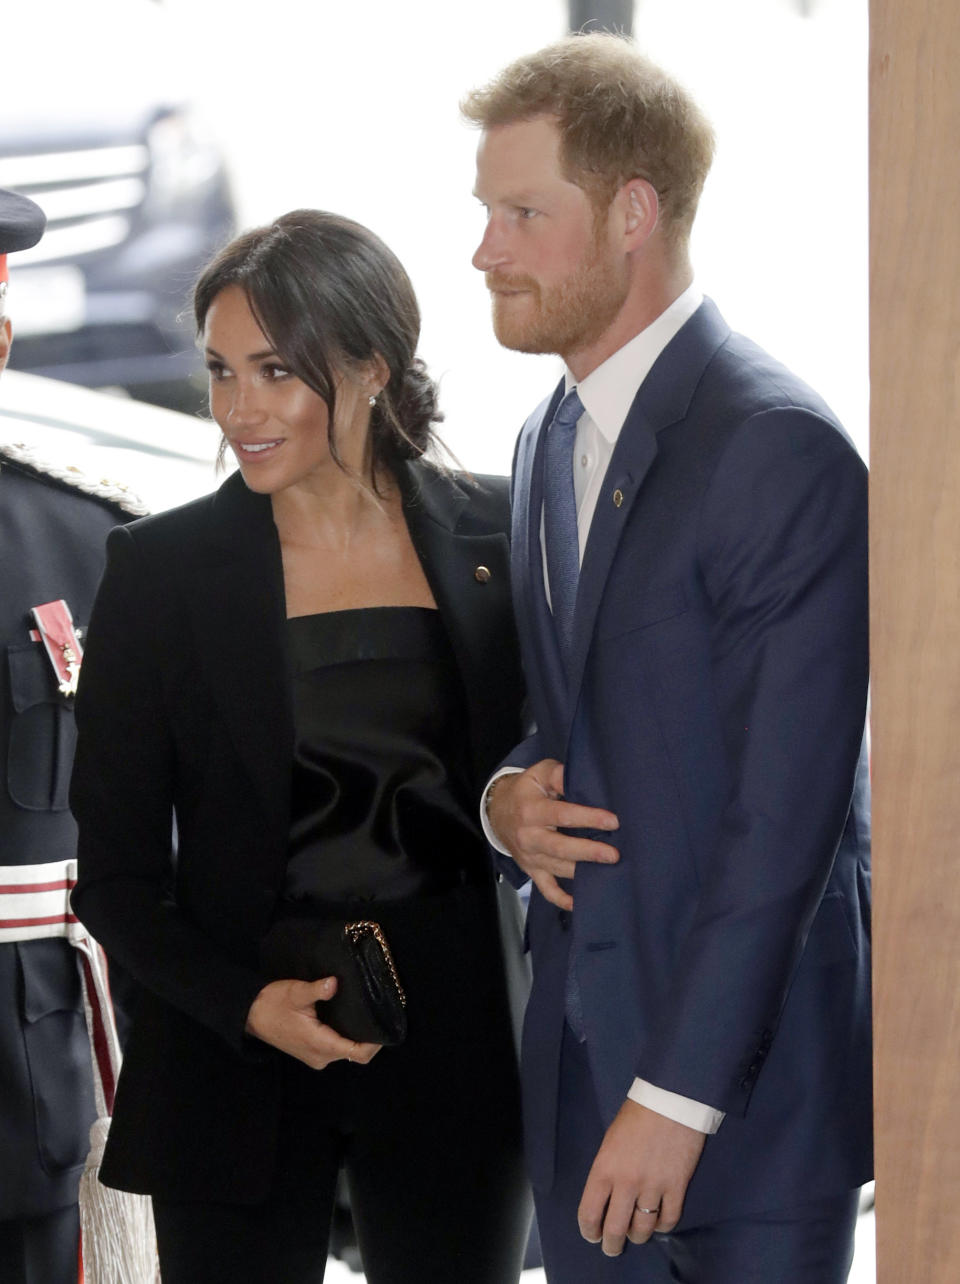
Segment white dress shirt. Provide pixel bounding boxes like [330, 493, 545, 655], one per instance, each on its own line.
[483, 284, 725, 1135]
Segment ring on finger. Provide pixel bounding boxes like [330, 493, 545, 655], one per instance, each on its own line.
[635, 1204, 660, 1216]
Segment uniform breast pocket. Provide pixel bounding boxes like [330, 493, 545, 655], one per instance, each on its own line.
[6, 642, 76, 811]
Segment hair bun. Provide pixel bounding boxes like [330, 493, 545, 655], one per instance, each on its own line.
[386, 358, 444, 458]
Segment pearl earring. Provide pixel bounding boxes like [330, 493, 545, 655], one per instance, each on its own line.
[368, 395, 377, 407]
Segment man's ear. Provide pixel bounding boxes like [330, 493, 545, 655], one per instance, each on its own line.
[619, 179, 660, 251]
[0, 317, 11, 378]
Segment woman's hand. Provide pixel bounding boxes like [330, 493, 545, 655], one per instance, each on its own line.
[245, 976, 381, 1069]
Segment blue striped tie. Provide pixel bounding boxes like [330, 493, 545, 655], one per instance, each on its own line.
[543, 388, 584, 663]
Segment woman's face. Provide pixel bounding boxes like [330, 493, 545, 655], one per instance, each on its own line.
[203, 284, 371, 496]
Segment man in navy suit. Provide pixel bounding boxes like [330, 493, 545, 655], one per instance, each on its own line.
[464, 35, 871, 1284]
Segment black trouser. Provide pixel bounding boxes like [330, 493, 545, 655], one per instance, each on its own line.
[0, 1205, 79, 1284]
[154, 883, 532, 1283]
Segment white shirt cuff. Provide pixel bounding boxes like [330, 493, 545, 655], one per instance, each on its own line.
[627, 1078, 725, 1134]
[479, 767, 524, 855]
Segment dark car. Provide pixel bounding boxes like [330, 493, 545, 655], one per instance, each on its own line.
[1, 0, 235, 409]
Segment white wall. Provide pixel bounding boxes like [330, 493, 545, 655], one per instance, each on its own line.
[165, 0, 868, 469]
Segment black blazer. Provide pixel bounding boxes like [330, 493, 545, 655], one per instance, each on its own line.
[70, 460, 525, 1201]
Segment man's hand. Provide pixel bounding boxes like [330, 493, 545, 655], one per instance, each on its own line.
[487, 759, 619, 910]
[245, 976, 381, 1070]
[578, 1100, 706, 1256]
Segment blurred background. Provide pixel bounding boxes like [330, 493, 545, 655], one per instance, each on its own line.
[2, 0, 867, 477]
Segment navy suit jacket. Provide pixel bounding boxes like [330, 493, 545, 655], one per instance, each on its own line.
[503, 299, 872, 1226]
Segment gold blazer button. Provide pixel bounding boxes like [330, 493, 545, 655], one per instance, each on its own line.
[613, 489, 624, 508]
[474, 565, 492, 583]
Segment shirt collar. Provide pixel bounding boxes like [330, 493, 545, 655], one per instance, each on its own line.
[566, 283, 703, 446]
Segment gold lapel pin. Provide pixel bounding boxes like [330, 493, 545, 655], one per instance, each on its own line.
[613, 489, 624, 508]
[474, 565, 491, 583]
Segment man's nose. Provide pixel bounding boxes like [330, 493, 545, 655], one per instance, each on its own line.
[472, 218, 509, 273]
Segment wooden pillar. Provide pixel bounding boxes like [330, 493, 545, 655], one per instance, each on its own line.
[870, 2, 960, 1279]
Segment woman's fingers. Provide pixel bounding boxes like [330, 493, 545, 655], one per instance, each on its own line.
[246, 976, 381, 1069]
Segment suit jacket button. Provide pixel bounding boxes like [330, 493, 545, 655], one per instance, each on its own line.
[474, 565, 491, 583]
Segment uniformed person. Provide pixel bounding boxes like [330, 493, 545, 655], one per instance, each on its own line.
[0, 187, 145, 1284]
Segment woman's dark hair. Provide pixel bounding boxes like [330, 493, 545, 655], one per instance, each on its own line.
[194, 210, 443, 484]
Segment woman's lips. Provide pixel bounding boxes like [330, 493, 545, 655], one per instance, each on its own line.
[234, 439, 283, 460]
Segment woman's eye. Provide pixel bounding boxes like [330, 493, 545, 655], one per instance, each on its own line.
[205, 361, 228, 382]
[261, 363, 291, 382]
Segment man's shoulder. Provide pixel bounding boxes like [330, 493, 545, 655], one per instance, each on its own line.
[711, 330, 841, 427]
[658, 298, 844, 434]
[0, 442, 148, 524]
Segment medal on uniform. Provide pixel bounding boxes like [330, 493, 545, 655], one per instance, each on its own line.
[30, 599, 84, 697]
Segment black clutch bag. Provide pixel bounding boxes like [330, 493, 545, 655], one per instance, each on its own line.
[260, 915, 407, 1046]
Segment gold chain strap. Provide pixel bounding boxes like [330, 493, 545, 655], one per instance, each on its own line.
[344, 920, 407, 1008]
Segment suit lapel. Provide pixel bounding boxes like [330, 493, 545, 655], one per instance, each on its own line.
[566, 298, 732, 701]
[516, 387, 561, 637]
[512, 389, 570, 740]
[566, 412, 659, 691]
[187, 473, 293, 843]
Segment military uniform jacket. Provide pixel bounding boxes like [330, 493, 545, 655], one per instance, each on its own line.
[0, 444, 141, 1220]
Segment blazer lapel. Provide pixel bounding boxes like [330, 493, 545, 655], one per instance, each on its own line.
[187, 473, 293, 844]
[566, 298, 732, 699]
[566, 411, 659, 691]
[512, 389, 570, 741]
[398, 459, 515, 787]
[512, 387, 559, 615]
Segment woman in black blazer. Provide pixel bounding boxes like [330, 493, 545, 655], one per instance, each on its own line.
[70, 211, 531, 1283]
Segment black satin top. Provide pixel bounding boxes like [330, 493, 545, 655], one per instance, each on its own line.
[283, 606, 488, 903]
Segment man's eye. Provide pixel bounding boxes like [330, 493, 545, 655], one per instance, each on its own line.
[518, 207, 539, 221]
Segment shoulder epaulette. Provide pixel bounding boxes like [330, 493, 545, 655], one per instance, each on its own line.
[0, 441, 149, 518]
